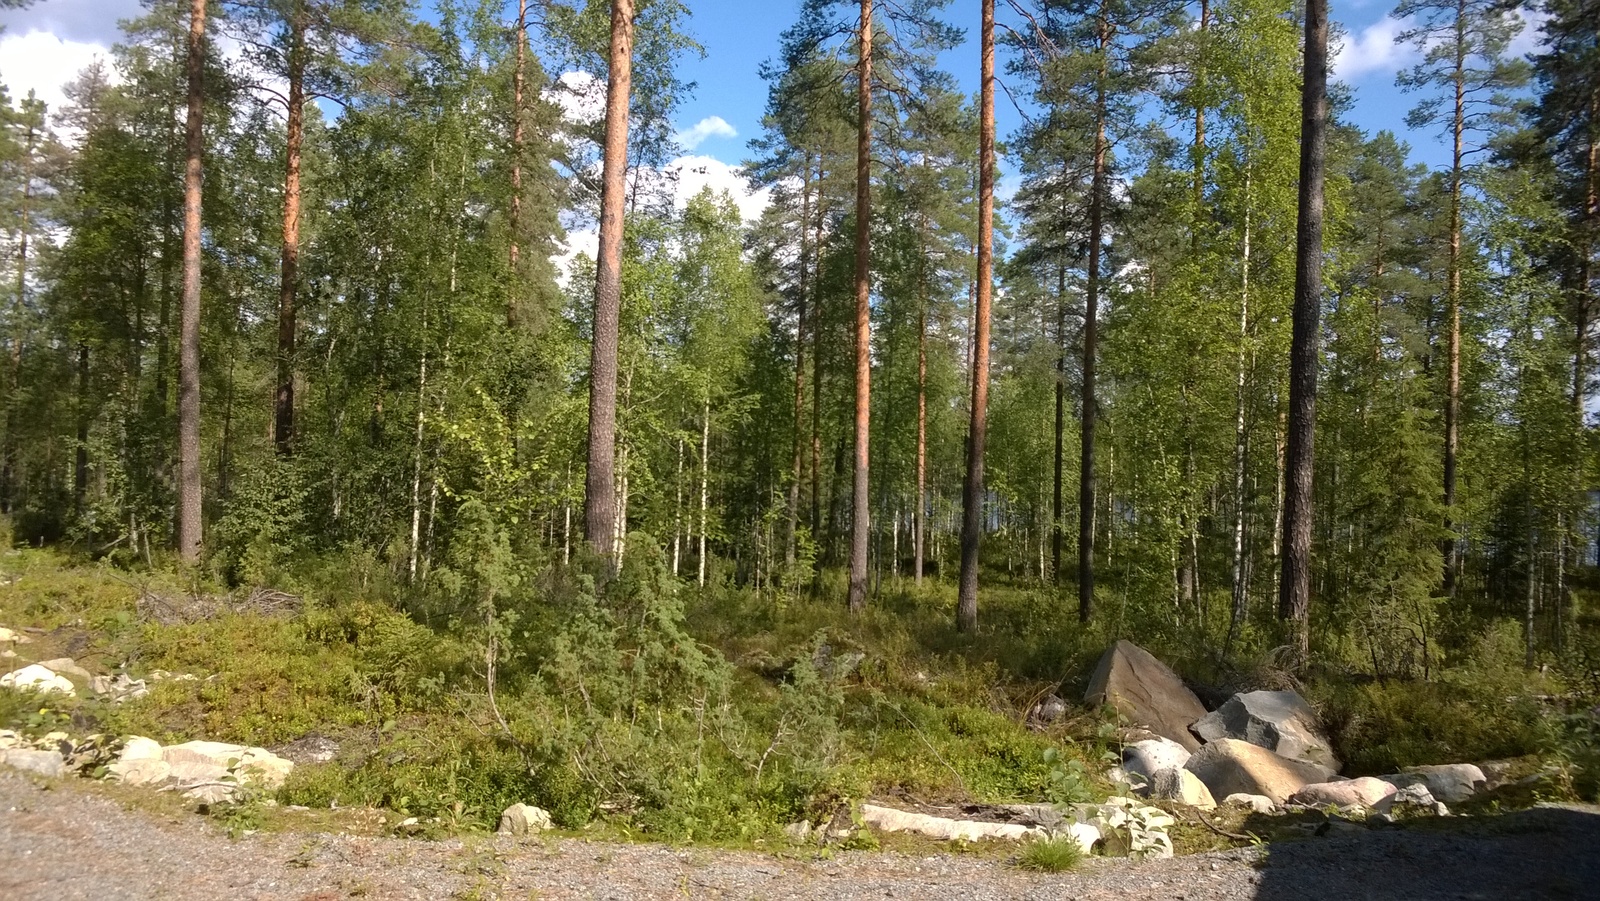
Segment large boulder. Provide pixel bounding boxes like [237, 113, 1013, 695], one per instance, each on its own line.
[0, 664, 76, 697]
[1149, 766, 1216, 809]
[1, 748, 65, 778]
[498, 803, 553, 836]
[1190, 690, 1340, 772]
[1289, 776, 1397, 810]
[1184, 738, 1335, 805]
[1122, 737, 1191, 787]
[1384, 764, 1486, 804]
[163, 740, 294, 790]
[1084, 641, 1209, 751]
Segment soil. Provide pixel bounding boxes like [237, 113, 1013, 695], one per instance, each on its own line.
[3, 771, 1599, 900]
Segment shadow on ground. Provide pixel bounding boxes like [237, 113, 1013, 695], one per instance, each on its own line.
[1245, 805, 1600, 900]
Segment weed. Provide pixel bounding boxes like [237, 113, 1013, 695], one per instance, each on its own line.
[1016, 836, 1083, 873]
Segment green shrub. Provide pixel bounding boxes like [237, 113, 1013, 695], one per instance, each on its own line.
[1018, 836, 1084, 872]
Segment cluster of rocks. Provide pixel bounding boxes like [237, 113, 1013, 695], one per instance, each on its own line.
[0, 727, 297, 805]
[103, 736, 295, 803]
[1089, 640, 1490, 820]
[0, 653, 200, 704]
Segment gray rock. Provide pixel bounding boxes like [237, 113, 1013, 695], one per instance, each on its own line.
[1190, 690, 1340, 772]
[1122, 737, 1191, 787]
[1084, 641, 1209, 751]
[1375, 782, 1447, 816]
[1030, 694, 1068, 724]
[498, 803, 552, 836]
[1149, 766, 1216, 809]
[276, 733, 340, 765]
[783, 820, 814, 843]
[90, 673, 149, 703]
[2, 748, 65, 778]
[1289, 777, 1397, 810]
[1184, 738, 1335, 805]
[1222, 793, 1277, 814]
[1384, 764, 1486, 804]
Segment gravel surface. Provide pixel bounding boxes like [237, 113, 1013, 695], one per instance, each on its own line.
[3, 771, 1599, 900]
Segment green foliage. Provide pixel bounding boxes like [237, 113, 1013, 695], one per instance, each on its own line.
[1316, 627, 1551, 775]
[1017, 836, 1084, 873]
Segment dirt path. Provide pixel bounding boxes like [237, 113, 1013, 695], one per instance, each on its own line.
[3, 772, 1598, 900]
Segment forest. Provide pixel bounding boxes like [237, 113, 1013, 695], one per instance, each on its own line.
[1, 0, 1600, 850]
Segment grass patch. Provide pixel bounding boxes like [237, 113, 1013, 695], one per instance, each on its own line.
[1016, 836, 1084, 873]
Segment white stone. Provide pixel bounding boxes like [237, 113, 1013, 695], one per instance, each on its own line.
[163, 740, 293, 789]
[783, 820, 813, 843]
[1065, 821, 1101, 855]
[1122, 738, 1191, 788]
[1222, 793, 1277, 814]
[860, 803, 1046, 842]
[91, 673, 149, 703]
[0, 664, 76, 696]
[1, 748, 65, 778]
[108, 756, 171, 786]
[498, 803, 553, 836]
[0, 729, 20, 750]
[0, 627, 29, 644]
[1384, 764, 1486, 804]
[166, 757, 230, 785]
[120, 736, 165, 762]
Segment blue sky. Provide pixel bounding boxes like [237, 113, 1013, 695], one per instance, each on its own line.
[1, 0, 1549, 209]
[664, 0, 1535, 175]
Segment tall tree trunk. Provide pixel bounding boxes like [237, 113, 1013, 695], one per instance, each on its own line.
[584, 0, 634, 560]
[1230, 168, 1252, 647]
[915, 298, 927, 586]
[847, 0, 874, 613]
[788, 163, 813, 571]
[4, 103, 39, 513]
[811, 196, 825, 551]
[1079, 9, 1111, 624]
[1179, 0, 1209, 611]
[275, 8, 306, 455]
[1053, 261, 1067, 584]
[1278, 0, 1328, 668]
[74, 344, 89, 513]
[509, 0, 527, 271]
[699, 394, 711, 588]
[1565, 95, 1597, 640]
[673, 433, 684, 575]
[1442, 4, 1466, 600]
[957, 0, 997, 633]
[177, 0, 207, 564]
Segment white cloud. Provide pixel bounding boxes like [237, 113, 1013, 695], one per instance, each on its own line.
[0, 30, 113, 122]
[554, 154, 770, 287]
[0, 0, 142, 46]
[1508, 6, 1551, 60]
[1333, 16, 1416, 82]
[661, 155, 769, 222]
[674, 115, 737, 150]
[548, 70, 606, 127]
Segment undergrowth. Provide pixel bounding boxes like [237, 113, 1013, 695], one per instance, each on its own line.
[1, 538, 1593, 849]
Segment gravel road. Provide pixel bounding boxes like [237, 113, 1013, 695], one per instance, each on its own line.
[3, 771, 1598, 900]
